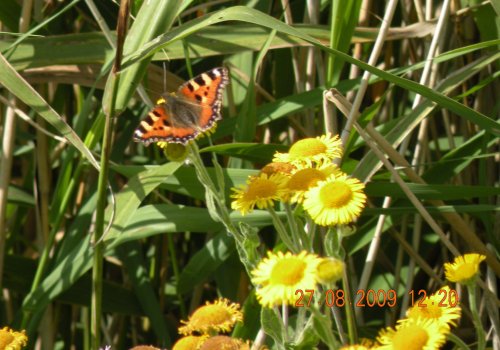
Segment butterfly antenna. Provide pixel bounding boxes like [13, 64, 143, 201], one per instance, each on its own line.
[162, 61, 167, 93]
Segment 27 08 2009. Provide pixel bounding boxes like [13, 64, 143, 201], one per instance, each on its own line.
[294, 289, 398, 308]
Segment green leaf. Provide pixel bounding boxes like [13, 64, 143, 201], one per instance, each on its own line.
[22, 162, 181, 335]
[123, 6, 500, 136]
[201, 143, 287, 163]
[423, 131, 498, 183]
[261, 307, 285, 348]
[311, 307, 340, 349]
[365, 183, 500, 200]
[111, 204, 281, 247]
[0, 0, 20, 32]
[104, 0, 183, 113]
[177, 232, 235, 294]
[112, 165, 257, 201]
[0, 52, 100, 170]
[233, 292, 262, 340]
[116, 241, 170, 343]
[7, 185, 34, 206]
[354, 53, 500, 180]
[3, 255, 142, 314]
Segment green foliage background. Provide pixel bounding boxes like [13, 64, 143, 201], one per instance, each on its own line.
[0, 0, 498, 349]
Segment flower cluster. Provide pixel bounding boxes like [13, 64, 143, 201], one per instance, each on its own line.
[341, 253, 486, 349]
[375, 285, 462, 349]
[131, 253, 484, 350]
[231, 133, 367, 226]
[168, 127, 487, 350]
[339, 285, 462, 350]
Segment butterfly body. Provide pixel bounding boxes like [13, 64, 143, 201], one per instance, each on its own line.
[133, 67, 229, 145]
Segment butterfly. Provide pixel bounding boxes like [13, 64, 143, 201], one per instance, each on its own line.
[133, 67, 229, 146]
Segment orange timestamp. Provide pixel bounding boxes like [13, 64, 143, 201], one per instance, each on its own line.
[295, 288, 459, 308]
[409, 289, 459, 308]
[295, 289, 398, 308]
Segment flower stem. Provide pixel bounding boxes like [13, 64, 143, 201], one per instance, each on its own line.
[341, 265, 357, 344]
[282, 302, 289, 342]
[446, 332, 470, 350]
[187, 143, 240, 241]
[267, 206, 298, 252]
[284, 202, 310, 251]
[467, 283, 485, 350]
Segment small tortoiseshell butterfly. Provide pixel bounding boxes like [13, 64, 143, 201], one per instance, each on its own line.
[133, 67, 229, 145]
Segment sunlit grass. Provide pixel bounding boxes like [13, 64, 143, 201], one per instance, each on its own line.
[0, 1, 498, 349]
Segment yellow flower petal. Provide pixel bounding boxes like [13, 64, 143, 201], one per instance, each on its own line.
[273, 133, 343, 167]
[303, 174, 366, 226]
[316, 258, 345, 285]
[251, 251, 322, 308]
[286, 164, 342, 204]
[0, 327, 28, 350]
[406, 286, 461, 331]
[172, 335, 209, 350]
[377, 318, 447, 350]
[444, 253, 486, 284]
[231, 173, 289, 215]
[178, 298, 243, 336]
[198, 335, 250, 350]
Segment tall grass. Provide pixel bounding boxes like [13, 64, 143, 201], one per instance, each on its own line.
[0, 0, 498, 349]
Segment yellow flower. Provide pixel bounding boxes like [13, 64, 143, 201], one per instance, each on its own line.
[0, 327, 28, 350]
[198, 335, 250, 350]
[406, 286, 461, 330]
[285, 164, 342, 203]
[231, 173, 289, 215]
[303, 174, 366, 226]
[251, 251, 322, 308]
[444, 253, 486, 284]
[377, 318, 447, 350]
[273, 133, 343, 167]
[178, 298, 243, 336]
[172, 335, 209, 350]
[316, 258, 345, 285]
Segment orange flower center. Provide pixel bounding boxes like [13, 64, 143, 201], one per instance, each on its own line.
[191, 305, 231, 327]
[419, 303, 442, 319]
[392, 326, 429, 350]
[261, 162, 295, 175]
[270, 258, 305, 285]
[460, 263, 477, 279]
[319, 181, 352, 208]
[289, 139, 326, 159]
[288, 169, 326, 191]
[245, 178, 278, 200]
[199, 335, 246, 350]
[0, 332, 14, 349]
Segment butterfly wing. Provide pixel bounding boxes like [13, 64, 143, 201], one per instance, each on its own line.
[176, 67, 229, 131]
[133, 67, 229, 145]
[133, 103, 201, 145]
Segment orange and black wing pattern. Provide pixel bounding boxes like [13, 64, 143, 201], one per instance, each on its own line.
[133, 67, 229, 145]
